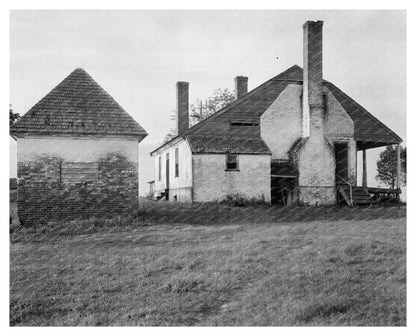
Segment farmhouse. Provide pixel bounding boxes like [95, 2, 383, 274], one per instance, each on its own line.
[150, 20, 402, 206]
[10, 68, 148, 225]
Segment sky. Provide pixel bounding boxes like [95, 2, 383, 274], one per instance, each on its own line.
[9, 10, 406, 195]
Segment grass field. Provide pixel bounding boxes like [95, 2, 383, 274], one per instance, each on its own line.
[10, 200, 406, 326]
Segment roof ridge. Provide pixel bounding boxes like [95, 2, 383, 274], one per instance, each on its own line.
[270, 64, 303, 80]
[150, 78, 277, 154]
[150, 65, 304, 154]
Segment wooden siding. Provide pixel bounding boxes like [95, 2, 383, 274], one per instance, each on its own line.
[61, 162, 99, 182]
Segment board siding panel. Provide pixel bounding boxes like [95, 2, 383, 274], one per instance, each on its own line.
[61, 162, 99, 182]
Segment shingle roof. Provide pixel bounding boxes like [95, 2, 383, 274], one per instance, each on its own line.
[151, 65, 302, 155]
[187, 135, 271, 154]
[151, 64, 402, 155]
[10, 68, 148, 139]
[324, 81, 402, 145]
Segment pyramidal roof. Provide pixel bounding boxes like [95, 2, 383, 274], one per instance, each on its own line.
[10, 68, 148, 140]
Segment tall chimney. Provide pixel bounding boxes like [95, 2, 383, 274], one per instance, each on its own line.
[176, 81, 189, 135]
[235, 76, 248, 99]
[302, 20, 324, 138]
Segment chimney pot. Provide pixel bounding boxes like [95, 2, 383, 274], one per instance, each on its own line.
[234, 76, 248, 99]
[176, 81, 189, 135]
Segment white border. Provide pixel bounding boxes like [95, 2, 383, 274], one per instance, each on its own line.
[2, 2, 413, 335]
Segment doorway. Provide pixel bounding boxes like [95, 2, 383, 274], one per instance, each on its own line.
[165, 153, 170, 200]
[334, 142, 349, 183]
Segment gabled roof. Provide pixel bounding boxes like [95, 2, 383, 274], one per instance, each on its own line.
[151, 65, 303, 155]
[10, 68, 148, 140]
[151, 64, 402, 155]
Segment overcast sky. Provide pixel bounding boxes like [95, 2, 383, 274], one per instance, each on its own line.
[9, 10, 406, 195]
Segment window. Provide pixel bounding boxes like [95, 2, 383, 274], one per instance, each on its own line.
[323, 94, 328, 117]
[158, 156, 162, 181]
[175, 148, 179, 177]
[226, 154, 239, 171]
[230, 121, 259, 135]
[230, 122, 259, 126]
[61, 162, 98, 182]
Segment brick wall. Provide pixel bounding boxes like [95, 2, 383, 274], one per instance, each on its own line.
[16, 136, 139, 225]
[261, 84, 303, 160]
[193, 154, 271, 202]
[296, 136, 337, 205]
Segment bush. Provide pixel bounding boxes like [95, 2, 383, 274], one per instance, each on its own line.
[221, 193, 269, 207]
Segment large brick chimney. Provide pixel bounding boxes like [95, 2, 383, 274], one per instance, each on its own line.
[302, 20, 324, 138]
[176, 81, 189, 135]
[297, 20, 336, 205]
[235, 76, 248, 99]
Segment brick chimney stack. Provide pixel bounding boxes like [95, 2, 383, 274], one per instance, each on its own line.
[234, 76, 248, 99]
[302, 20, 324, 138]
[176, 81, 189, 135]
[297, 20, 336, 206]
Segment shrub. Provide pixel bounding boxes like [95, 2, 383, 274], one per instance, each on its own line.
[221, 193, 269, 207]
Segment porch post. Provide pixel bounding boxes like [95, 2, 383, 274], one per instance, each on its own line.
[362, 149, 367, 188]
[396, 144, 401, 191]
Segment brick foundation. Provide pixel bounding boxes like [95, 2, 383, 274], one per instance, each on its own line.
[298, 186, 336, 206]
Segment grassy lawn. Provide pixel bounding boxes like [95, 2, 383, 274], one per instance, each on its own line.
[10, 201, 406, 326]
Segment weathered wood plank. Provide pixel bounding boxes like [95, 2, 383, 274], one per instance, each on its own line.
[62, 162, 98, 169]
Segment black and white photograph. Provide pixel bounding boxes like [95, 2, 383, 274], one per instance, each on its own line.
[7, 6, 409, 328]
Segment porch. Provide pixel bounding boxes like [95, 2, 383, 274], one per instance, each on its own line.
[337, 140, 403, 206]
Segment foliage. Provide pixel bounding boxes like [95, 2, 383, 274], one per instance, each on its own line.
[163, 128, 177, 143]
[163, 88, 235, 143]
[10, 104, 20, 126]
[190, 88, 235, 126]
[222, 193, 268, 207]
[376, 145, 406, 189]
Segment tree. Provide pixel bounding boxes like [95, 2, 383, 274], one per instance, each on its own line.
[163, 88, 235, 143]
[376, 145, 406, 189]
[163, 128, 177, 143]
[189, 88, 235, 126]
[10, 104, 20, 126]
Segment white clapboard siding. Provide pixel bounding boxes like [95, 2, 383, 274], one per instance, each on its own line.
[61, 162, 98, 182]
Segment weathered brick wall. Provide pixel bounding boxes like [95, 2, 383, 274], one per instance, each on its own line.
[324, 87, 357, 185]
[324, 88, 354, 139]
[16, 136, 139, 225]
[260, 84, 303, 160]
[296, 136, 337, 206]
[193, 154, 271, 202]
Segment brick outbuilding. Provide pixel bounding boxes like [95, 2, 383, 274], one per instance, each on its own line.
[10, 68, 147, 225]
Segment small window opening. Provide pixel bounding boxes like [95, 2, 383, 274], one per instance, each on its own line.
[158, 156, 162, 181]
[323, 94, 328, 117]
[226, 154, 239, 171]
[230, 121, 259, 126]
[175, 148, 179, 177]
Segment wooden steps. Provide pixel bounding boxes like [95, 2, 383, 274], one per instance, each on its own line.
[338, 185, 373, 206]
